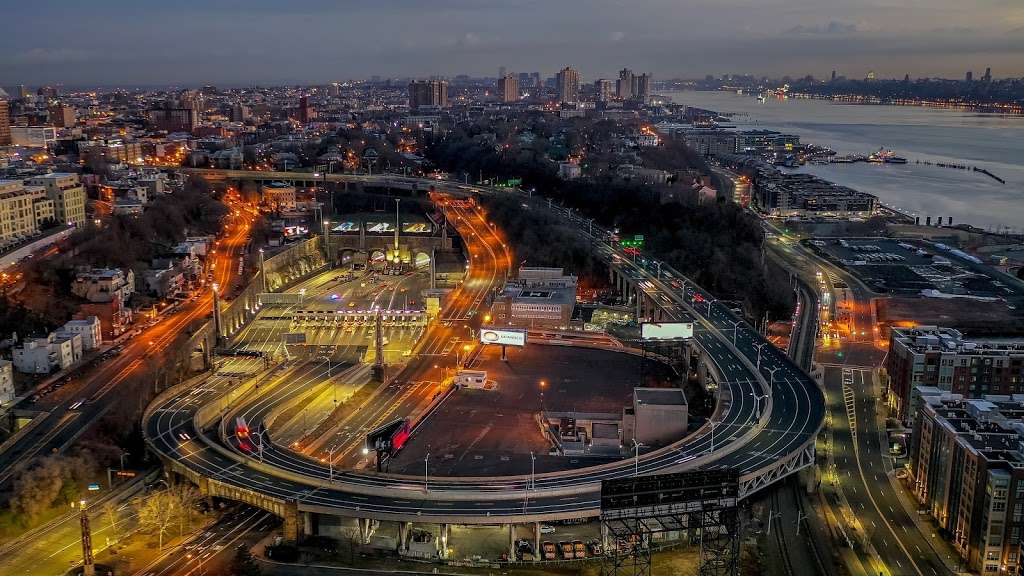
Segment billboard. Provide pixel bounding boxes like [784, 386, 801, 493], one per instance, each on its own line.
[640, 322, 694, 341]
[479, 327, 527, 347]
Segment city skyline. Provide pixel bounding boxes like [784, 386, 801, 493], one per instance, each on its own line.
[2, 0, 1023, 86]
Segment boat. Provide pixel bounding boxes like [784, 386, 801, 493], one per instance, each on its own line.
[868, 147, 907, 164]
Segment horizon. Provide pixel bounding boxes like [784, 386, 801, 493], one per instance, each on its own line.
[2, 0, 1023, 86]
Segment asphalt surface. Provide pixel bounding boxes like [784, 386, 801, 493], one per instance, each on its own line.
[0, 199, 255, 490]
[144, 180, 825, 524]
[766, 223, 955, 576]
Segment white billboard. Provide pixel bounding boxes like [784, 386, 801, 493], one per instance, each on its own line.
[479, 327, 527, 347]
[641, 322, 694, 341]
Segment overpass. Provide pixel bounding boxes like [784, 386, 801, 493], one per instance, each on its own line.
[146, 171, 824, 550]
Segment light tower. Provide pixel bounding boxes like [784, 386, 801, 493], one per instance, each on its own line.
[373, 308, 385, 380]
[80, 500, 95, 576]
[258, 248, 267, 293]
[212, 283, 223, 346]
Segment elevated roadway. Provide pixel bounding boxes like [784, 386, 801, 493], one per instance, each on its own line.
[145, 171, 824, 532]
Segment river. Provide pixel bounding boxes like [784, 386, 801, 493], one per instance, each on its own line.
[663, 90, 1024, 232]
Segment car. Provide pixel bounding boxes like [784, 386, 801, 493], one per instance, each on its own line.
[539, 524, 555, 534]
[348, 301, 357, 308]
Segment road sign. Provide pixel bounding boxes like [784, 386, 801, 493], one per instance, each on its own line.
[87, 483, 101, 491]
[634, 234, 644, 241]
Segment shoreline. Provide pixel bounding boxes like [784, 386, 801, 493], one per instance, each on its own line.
[672, 91, 1022, 236]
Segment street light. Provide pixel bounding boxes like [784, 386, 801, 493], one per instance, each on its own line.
[530, 451, 536, 490]
[327, 445, 338, 481]
[424, 453, 430, 493]
[632, 439, 641, 477]
[754, 342, 768, 371]
[750, 392, 768, 419]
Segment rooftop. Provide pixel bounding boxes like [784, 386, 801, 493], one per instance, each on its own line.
[635, 387, 687, 406]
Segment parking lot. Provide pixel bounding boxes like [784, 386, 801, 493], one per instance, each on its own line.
[388, 343, 677, 477]
[811, 237, 1024, 301]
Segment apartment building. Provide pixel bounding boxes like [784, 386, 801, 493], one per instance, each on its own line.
[911, 390, 1024, 574]
[0, 179, 55, 248]
[888, 326, 1024, 423]
[27, 173, 87, 225]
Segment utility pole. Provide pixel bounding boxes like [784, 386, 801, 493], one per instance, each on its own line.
[80, 500, 95, 576]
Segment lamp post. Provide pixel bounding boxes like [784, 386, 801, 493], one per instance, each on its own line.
[539, 380, 547, 414]
[326, 444, 343, 481]
[766, 366, 781, 389]
[424, 453, 430, 493]
[731, 319, 742, 346]
[754, 342, 768, 371]
[751, 392, 768, 419]
[530, 451, 536, 490]
[632, 439, 641, 476]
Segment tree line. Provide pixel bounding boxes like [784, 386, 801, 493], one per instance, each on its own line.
[429, 131, 794, 322]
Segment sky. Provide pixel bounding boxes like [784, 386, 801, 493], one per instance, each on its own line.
[2, 0, 1023, 87]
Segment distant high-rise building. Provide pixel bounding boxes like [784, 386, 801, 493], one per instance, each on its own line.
[298, 96, 316, 123]
[0, 100, 11, 146]
[16, 85, 29, 99]
[150, 107, 198, 133]
[617, 68, 634, 98]
[517, 73, 532, 94]
[498, 74, 519, 103]
[866, 70, 876, 81]
[48, 104, 76, 128]
[230, 102, 251, 123]
[830, 70, 837, 82]
[498, 66, 506, 79]
[983, 67, 992, 82]
[634, 73, 651, 102]
[326, 82, 340, 97]
[965, 70, 973, 82]
[595, 79, 613, 102]
[556, 67, 580, 104]
[530, 72, 542, 89]
[408, 80, 449, 109]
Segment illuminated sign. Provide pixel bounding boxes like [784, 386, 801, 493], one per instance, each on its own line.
[641, 322, 694, 341]
[480, 327, 527, 347]
[331, 221, 359, 232]
[283, 225, 309, 237]
[402, 222, 432, 233]
[366, 222, 394, 233]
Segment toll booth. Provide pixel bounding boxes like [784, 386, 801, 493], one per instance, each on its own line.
[454, 369, 488, 389]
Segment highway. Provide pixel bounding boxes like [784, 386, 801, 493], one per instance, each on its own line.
[0, 195, 256, 489]
[143, 173, 825, 524]
[764, 223, 955, 576]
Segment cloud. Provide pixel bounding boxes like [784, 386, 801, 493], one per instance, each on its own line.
[610, 31, 626, 42]
[11, 47, 97, 64]
[455, 32, 482, 47]
[786, 21, 858, 35]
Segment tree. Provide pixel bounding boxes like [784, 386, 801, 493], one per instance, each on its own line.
[230, 546, 262, 576]
[136, 490, 178, 550]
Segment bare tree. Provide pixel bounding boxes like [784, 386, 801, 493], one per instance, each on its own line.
[136, 490, 179, 550]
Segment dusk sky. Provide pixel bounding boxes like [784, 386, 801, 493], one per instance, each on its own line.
[3, 0, 1023, 86]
